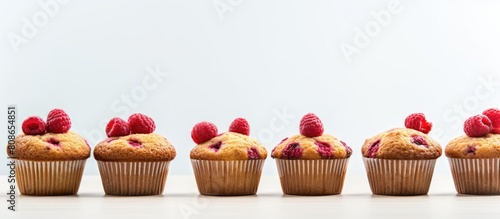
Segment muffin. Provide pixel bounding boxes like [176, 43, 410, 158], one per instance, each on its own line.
[94, 113, 176, 196]
[7, 108, 90, 195]
[190, 118, 267, 196]
[446, 108, 500, 195]
[271, 113, 352, 195]
[361, 113, 442, 196]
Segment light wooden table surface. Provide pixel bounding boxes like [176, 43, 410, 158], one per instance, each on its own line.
[1, 174, 500, 219]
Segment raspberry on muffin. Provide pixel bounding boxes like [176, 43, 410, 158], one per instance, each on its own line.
[446, 110, 500, 159]
[272, 113, 352, 160]
[94, 113, 176, 162]
[361, 112, 442, 196]
[361, 113, 441, 159]
[445, 108, 500, 194]
[189, 117, 267, 196]
[271, 113, 351, 195]
[11, 108, 90, 161]
[7, 108, 90, 195]
[93, 113, 176, 196]
[190, 118, 267, 160]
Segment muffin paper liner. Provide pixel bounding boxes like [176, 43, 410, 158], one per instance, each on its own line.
[191, 159, 265, 196]
[448, 158, 500, 195]
[275, 158, 349, 195]
[16, 159, 87, 196]
[97, 161, 170, 196]
[363, 158, 436, 196]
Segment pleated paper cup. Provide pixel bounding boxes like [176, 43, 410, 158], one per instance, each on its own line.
[275, 158, 349, 195]
[97, 161, 170, 196]
[15, 159, 87, 196]
[191, 159, 265, 196]
[448, 158, 500, 195]
[363, 158, 436, 196]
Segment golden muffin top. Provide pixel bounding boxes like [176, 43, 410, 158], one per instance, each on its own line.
[445, 134, 500, 158]
[271, 134, 352, 159]
[445, 109, 500, 158]
[11, 131, 90, 161]
[7, 109, 90, 161]
[271, 113, 352, 160]
[189, 118, 267, 160]
[94, 133, 176, 161]
[93, 113, 176, 161]
[361, 128, 442, 159]
[361, 113, 442, 159]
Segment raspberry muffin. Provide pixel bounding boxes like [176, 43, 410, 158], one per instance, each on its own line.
[7, 109, 90, 195]
[190, 118, 267, 196]
[271, 113, 352, 195]
[446, 108, 500, 195]
[361, 113, 442, 196]
[94, 113, 176, 196]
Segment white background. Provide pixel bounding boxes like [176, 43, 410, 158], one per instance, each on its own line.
[1, 0, 500, 177]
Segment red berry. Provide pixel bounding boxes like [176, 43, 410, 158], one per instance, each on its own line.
[106, 117, 130, 137]
[22, 116, 46, 135]
[464, 115, 492, 137]
[404, 113, 432, 134]
[282, 143, 303, 159]
[411, 135, 429, 147]
[191, 121, 218, 144]
[483, 108, 500, 134]
[340, 140, 352, 156]
[46, 109, 71, 133]
[247, 147, 260, 159]
[367, 139, 381, 158]
[229, 118, 250, 135]
[128, 113, 156, 134]
[209, 141, 222, 152]
[315, 141, 333, 159]
[299, 113, 324, 137]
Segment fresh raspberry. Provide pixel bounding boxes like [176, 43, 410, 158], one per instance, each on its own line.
[411, 135, 428, 147]
[22, 116, 46, 135]
[315, 141, 334, 159]
[191, 121, 218, 144]
[366, 139, 381, 158]
[464, 115, 492, 137]
[247, 147, 260, 159]
[404, 113, 432, 134]
[128, 113, 155, 134]
[282, 143, 303, 159]
[46, 109, 71, 133]
[299, 113, 324, 137]
[106, 117, 130, 137]
[483, 108, 500, 134]
[229, 118, 250, 135]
